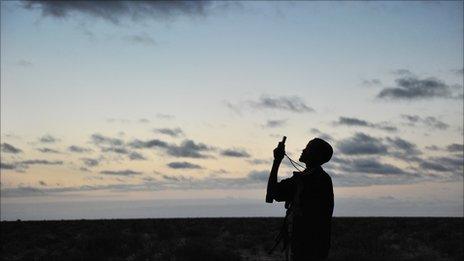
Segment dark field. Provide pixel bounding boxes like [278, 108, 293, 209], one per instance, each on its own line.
[1, 217, 462, 261]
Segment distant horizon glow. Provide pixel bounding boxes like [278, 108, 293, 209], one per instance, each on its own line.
[1, 1, 463, 220]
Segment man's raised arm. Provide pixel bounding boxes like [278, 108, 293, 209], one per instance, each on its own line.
[265, 137, 286, 203]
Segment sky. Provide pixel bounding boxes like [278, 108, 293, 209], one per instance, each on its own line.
[1, 1, 463, 220]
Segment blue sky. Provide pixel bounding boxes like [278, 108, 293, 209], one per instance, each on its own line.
[1, 1, 463, 220]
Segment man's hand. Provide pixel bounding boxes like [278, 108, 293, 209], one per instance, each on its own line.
[273, 142, 285, 162]
[267, 140, 285, 203]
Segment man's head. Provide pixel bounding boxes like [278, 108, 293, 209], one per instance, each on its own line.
[299, 138, 333, 166]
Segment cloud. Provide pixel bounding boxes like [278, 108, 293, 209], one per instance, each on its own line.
[361, 79, 381, 87]
[446, 143, 463, 153]
[128, 151, 146, 160]
[334, 133, 461, 177]
[331, 131, 461, 178]
[0, 162, 17, 170]
[309, 128, 322, 134]
[308, 129, 333, 141]
[318, 134, 334, 142]
[413, 153, 463, 176]
[337, 133, 388, 155]
[92, 135, 211, 160]
[160, 174, 192, 182]
[401, 114, 420, 124]
[80, 167, 91, 172]
[419, 161, 451, 172]
[421, 117, 449, 130]
[436, 156, 464, 171]
[2, 172, 276, 197]
[130, 138, 214, 158]
[214, 169, 229, 175]
[386, 137, 421, 155]
[130, 139, 169, 149]
[39, 135, 59, 143]
[336, 117, 371, 127]
[451, 68, 463, 75]
[81, 158, 99, 167]
[249, 95, 314, 113]
[167, 140, 213, 158]
[401, 115, 449, 130]
[101, 147, 129, 154]
[247, 170, 269, 182]
[20, 159, 63, 165]
[414, 155, 463, 176]
[37, 147, 60, 154]
[425, 145, 440, 151]
[377, 76, 455, 100]
[2, 133, 21, 139]
[327, 170, 422, 188]
[1, 186, 46, 197]
[91, 133, 124, 147]
[154, 127, 184, 137]
[263, 119, 287, 128]
[91, 137, 146, 160]
[335, 117, 397, 132]
[100, 169, 142, 176]
[17, 59, 33, 67]
[167, 161, 202, 169]
[1, 175, 256, 197]
[337, 133, 423, 164]
[1, 156, 460, 197]
[23, 1, 214, 24]
[106, 118, 130, 123]
[1, 143, 22, 153]
[221, 148, 250, 158]
[339, 158, 408, 175]
[68, 145, 92, 153]
[224, 101, 242, 115]
[156, 113, 174, 119]
[247, 158, 270, 165]
[124, 33, 156, 45]
[2, 159, 64, 171]
[391, 69, 413, 76]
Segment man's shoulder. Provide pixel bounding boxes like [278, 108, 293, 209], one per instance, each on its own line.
[291, 168, 332, 183]
[320, 168, 334, 189]
[313, 167, 332, 184]
[321, 168, 331, 178]
[321, 168, 332, 180]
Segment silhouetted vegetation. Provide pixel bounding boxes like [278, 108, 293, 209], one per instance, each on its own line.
[1, 217, 462, 260]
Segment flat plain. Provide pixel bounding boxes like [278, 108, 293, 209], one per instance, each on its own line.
[1, 217, 462, 261]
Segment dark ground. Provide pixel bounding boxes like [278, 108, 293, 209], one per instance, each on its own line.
[1, 217, 463, 261]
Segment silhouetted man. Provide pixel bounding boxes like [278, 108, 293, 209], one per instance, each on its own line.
[268, 138, 334, 261]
